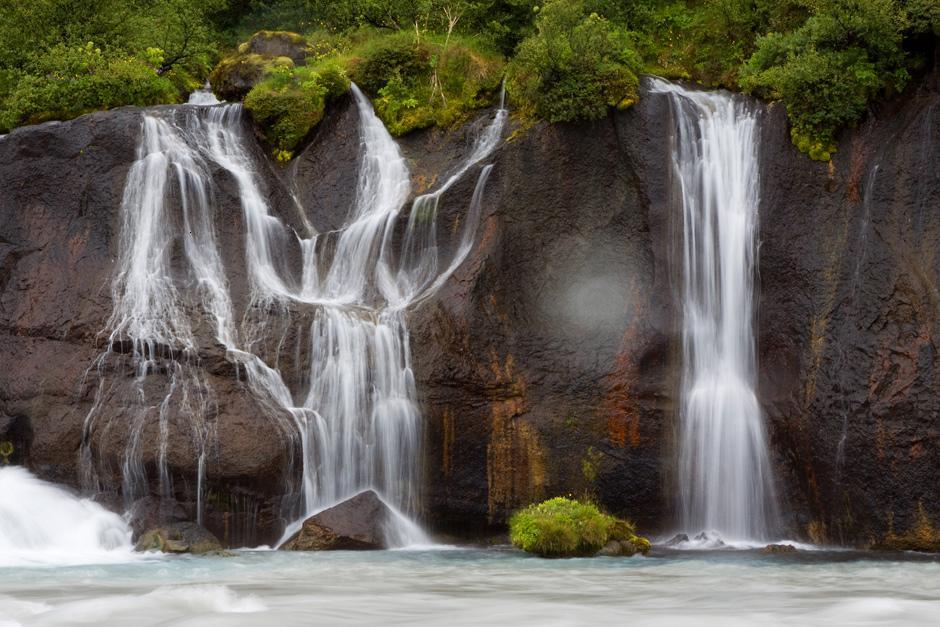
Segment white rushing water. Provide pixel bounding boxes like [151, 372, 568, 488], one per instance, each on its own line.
[651, 79, 776, 542]
[187, 83, 221, 106]
[0, 467, 134, 567]
[1, 550, 939, 626]
[79, 84, 506, 546]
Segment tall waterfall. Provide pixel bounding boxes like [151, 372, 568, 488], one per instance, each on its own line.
[652, 79, 776, 542]
[80, 86, 506, 545]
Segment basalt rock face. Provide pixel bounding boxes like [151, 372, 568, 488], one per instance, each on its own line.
[1, 75, 939, 549]
[0, 107, 296, 547]
[411, 74, 940, 546]
[756, 73, 940, 547]
[408, 95, 678, 535]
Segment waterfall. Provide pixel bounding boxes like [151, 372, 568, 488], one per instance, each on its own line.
[0, 466, 134, 566]
[652, 79, 776, 542]
[81, 86, 506, 546]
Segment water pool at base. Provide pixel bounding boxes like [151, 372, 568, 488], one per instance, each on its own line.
[1, 548, 938, 626]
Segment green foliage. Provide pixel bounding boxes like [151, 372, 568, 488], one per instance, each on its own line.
[244, 60, 351, 154]
[509, 497, 614, 557]
[506, 0, 641, 123]
[350, 35, 433, 93]
[0, 0, 936, 161]
[740, 0, 910, 159]
[0, 0, 224, 131]
[349, 31, 504, 135]
[0, 43, 177, 131]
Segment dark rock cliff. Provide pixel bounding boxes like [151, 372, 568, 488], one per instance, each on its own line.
[0, 74, 937, 547]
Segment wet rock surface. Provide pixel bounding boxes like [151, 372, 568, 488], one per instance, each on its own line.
[762, 544, 798, 554]
[0, 71, 938, 549]
[281, 491, 392, 551]
[134, 522, 225, 554]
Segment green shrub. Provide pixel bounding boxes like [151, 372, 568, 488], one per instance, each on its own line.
[349, 35, 433, 94]
[740, 0, 909, 159]
[509, 497, 615, 557]
[506, 0, 641, 123]
[0, 43, 177, 131]
[349, 31, 503, 136]
[243, 60, 350, 157]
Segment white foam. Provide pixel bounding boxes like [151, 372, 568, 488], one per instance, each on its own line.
[0, 467, 137, 567]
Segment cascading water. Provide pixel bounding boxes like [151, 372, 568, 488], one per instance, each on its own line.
[652, 79, 776, 543]
[79, 84, 506, 546]
[0, 466, 134, 566]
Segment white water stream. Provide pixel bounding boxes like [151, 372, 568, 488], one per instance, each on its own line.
[0, 467, 134, 567]
[652, 80, 776, 542]
[77, 84, 506, 546]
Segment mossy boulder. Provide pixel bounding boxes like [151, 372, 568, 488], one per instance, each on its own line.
[243, 61, 350, 159]
[209, 53, 294, 102]
[762, 543, 798, 554]
[238, 31, 314, 65]
[509, 497, 650, 558]
[134, 522, 226, 555]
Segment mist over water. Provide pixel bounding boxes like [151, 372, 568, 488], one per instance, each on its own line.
[0, 467, 135, 567]
[1, 550, 938, 625]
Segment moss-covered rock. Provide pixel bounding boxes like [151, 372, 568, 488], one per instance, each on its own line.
[509, 497, 649, 558]
[238, 30, 314, 65]
[209, 53, 293, 102]
[762, 543, 798, 554]
[243, 61, 350, 159]
[134, 522, 226, 555]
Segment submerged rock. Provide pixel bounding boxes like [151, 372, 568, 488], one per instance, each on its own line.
[595, 539, 648, 557]
[761, 544, 797, 554]
[134, 522, 224, 555]
[281, 490, 393, 551]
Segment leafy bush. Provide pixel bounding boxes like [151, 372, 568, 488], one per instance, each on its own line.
[349, 35, 433, 94]
[349, 31, 503, 135]
[740, 0, 909, 160]
[0, 0, 224, 131]
[243, 60, 350, 158]
[506, 0, 641, 123]
[509, 497, 617, 557]
[0, 43, 177, 131]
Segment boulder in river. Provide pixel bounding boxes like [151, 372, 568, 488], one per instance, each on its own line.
[134, 522, 225, 555]
[126, 496, 189, 541]
[280, 490, 394, 551]
[761, 544, 798, 554]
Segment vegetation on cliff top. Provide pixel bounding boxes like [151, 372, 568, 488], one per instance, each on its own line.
[0, 1, 937, 159]
[509, 496, 650, 557]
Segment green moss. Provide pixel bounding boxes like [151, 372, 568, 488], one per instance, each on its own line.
[580, 446, 603, 483]
[509, 496, 648, 558]
[243, 60, 350, 156]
